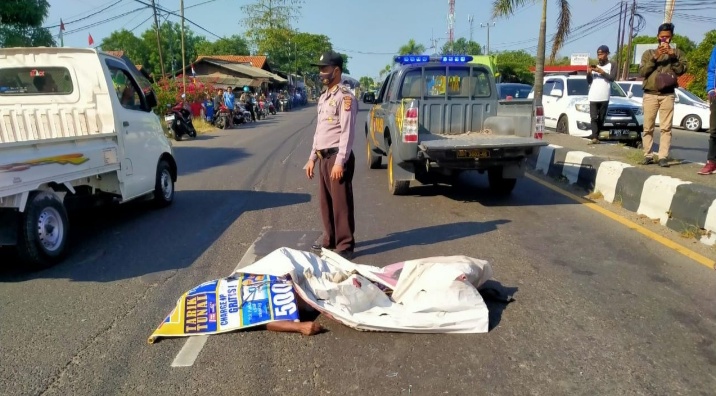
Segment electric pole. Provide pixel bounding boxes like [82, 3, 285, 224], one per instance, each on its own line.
[480, 22, 496, 55]
[663, 0, 675, 23]
[622, 0, 636, 80]
[468, 14, 474, 42]
[150, 0, 166, 81]
[615, 1, 625, 78]
[180, 0, 186, 96]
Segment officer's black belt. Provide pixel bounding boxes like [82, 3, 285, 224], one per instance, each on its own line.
[316, 147, 339, 159]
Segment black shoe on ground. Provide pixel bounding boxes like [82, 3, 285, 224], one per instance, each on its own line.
[311, 243, 335, 252]
[335, 250, 354, 260]
[658, 158, 670, 168]
[640, 156, 654, 165]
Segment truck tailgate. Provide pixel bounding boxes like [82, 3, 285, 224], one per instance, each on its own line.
[419, 134, 548, 151]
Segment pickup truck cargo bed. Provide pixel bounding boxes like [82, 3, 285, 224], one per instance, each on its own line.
[419, 133, 548, 150]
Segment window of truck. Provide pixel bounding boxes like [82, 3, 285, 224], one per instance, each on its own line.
[399, 66, 491, 99]
[106, 61, 144, 111]
[0, 67, 73, 95]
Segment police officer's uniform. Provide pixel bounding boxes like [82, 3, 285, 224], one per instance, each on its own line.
[308, 51, 357, 259]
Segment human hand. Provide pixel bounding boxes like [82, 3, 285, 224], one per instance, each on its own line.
[305, 160, 315, 179]
[330, 164, 344, 181]
[595, 67, 605, 75]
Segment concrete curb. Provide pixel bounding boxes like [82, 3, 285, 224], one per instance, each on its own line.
[528, 144, 716, 246]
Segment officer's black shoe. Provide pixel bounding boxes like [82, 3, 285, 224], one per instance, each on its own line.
[311, 243, 334, 252]
[336, 250, 354, 261]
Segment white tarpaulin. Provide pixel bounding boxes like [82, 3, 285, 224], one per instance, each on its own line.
[239, 247, 494, 333]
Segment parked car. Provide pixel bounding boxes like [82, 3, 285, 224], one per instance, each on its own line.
[617, 80, 710, 132]
[528, 73, 644, 146]
[496, 83, 533, 100]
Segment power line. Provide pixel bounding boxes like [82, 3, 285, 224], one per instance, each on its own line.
[58, 7, 149, 36]
[132, 0, 223, 39]
[44, 0, 124, 29]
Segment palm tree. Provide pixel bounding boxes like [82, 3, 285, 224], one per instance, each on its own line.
[492, 0, 571, 107]
[398, 39, 426, 55]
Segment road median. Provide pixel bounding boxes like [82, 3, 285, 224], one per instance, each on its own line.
[528, 133, 716, 246]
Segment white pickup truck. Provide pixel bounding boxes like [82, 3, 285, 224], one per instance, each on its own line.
[0, 47, 177, 269]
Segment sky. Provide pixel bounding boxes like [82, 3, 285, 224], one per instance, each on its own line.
[47, 0, 716, 80]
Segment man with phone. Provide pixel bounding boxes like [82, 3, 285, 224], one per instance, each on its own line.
[639, 23, 688, 167]
[586, 45, 618, 144]
[697, 44, 716, 175]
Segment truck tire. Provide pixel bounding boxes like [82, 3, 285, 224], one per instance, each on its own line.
[153, 160, 175, 207]
[16, 191, 69, 269]
[556, 115, 569, 134]
[388, 146, 410, 195]
[366, 139, 381, 169]
[487, 168, 517, 195]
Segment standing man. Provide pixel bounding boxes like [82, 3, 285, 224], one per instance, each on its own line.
[305, 51, 357, 260]
[639, 22, 688, 167]
[224, 86, 235, 128]
[697, 44, 716, 175]
[586, 45, 617, 144]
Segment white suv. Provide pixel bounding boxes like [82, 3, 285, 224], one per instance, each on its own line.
[529, 73, 644, 143]
[617, 80, 710, 132]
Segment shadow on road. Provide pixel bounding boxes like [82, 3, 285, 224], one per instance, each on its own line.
[355, 220, 509, 256]
[173, 146, 250, 176]
[0, 190, 311, 282]
[479, 279, 518, 331]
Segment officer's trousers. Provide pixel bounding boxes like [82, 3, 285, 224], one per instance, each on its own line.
[318, 151, 355, 252]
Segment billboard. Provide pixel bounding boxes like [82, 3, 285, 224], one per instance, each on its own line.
[570, 53, 590, 66]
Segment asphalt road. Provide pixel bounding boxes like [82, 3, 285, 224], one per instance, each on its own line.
[656, 127, 709, 164]
[1, 103, 715, 396]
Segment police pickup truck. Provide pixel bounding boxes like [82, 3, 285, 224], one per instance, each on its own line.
[364, 55, 548, 195]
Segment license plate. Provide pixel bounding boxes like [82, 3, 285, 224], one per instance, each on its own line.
[456, 149, 490, 158]
[611, 129, 632, 136]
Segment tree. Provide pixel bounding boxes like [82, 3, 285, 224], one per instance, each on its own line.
[441, 38, 482, 55]
[615, 34, 697, 75]
[379, 64, 391, 78]
[0, 0, 55, 47]
[495, 50, 535, 84]
[398, 39, 426, 55]
[101, 29, 151, 68]
[140, 21, 204, 76]
[493, 0, 572, 107]
[687, 30, 716, 99]
[359, 76, 375, 90]
[241, 0, 302, 57]
[195, 35, 250, 57]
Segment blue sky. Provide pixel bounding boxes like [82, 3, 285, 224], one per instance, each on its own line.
[48, 0, 716, 80]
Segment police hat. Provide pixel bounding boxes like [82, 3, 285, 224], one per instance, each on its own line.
[311, 51, 344, 68]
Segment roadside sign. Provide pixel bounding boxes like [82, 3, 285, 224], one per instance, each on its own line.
[570, 53, 590, 66]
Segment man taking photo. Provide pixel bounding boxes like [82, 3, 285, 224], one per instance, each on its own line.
[698, 44, 716, 175]
[586, 45, 617, 144]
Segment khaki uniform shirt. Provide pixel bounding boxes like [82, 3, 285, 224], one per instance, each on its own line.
[309, 84, 357, 165]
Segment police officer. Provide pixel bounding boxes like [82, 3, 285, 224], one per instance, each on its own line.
[304, 51, 357, 260]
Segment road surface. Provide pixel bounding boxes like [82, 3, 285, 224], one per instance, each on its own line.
[1, 104, 715, 396]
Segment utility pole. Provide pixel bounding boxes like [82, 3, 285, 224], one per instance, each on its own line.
[615, 1, 625, 78]
[480, 22, 496, 55]
[447, 0, 455, 53]
[622, 0, 636, 80]
[468, 14, 474, 42]
[180, 0, 186, 96]
[663, 0, 675, 23]
[150, 0, 166, 81]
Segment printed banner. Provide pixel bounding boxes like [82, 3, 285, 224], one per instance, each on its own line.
[148, 273, 299, 343]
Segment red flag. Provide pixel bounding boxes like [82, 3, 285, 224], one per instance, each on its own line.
[60, 19, 65, 31]
[88, 34, 94, 46]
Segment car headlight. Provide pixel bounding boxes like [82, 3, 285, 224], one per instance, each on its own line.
[575, 103, 590, 113]
[632, 107, 643, 115]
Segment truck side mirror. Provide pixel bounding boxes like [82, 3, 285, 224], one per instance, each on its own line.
[550, 89, 563, 97]
[145, 90, 158, 109]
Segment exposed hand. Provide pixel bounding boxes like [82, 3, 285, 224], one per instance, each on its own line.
[305, 160, 315, 179]
[667, 47, 676, 57]
[330, 164, 344, 181]
[709, 90, 716, 101]
[595, 67, 605, 75]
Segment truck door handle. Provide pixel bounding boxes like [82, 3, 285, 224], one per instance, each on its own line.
[123, 121, 130, 127]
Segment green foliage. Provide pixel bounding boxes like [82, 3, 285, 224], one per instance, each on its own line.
[101, 29, 151, 67]
[359, 76, 375, 90]
[0, 0, 54, 47]
[614, 34, 696, 71]
[441, 38, 482, 55]
[195, 35, 250, 57]
[398, 39, 426, 55]
[241, 1, 301, 58]
[151, 77, 216, 116]
[139, 21, 205, 77]
[687, 30, 716, 99]
[495, 50, 535, 84]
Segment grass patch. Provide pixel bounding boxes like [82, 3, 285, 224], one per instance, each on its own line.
[587, 190, 603, 200]
[680, 225, 701, 240]
[193, 118, 215, 134]
[613, 194, 623, 207]
[625, 150, 645, 165]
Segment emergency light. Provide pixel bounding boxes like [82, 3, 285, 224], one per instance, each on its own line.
[393, 55, 474, 65]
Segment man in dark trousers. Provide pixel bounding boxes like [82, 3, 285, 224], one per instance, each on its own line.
[304, 51, 357, 260]
[586, 45, 617, 144]
[698, 44, 716, 175]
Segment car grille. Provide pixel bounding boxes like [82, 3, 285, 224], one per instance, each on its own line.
[607, 108, 631, 116]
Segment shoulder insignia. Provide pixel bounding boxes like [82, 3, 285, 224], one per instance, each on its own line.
[343, 95, 352, 111]
[340, 85, 350, 93]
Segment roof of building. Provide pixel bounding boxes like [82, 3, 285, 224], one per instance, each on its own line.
[195, 55, 268, 70]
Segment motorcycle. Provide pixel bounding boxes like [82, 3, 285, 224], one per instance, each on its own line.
[266, 100, 277, 115]
[164, 103, 196, 141]
[213, 104, 231, 129]
[234, 103, 252, 124]
[257, 100, 268, 119]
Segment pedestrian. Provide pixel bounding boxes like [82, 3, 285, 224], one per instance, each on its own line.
[202, 93, 214, 122]
[304, 51, 357, 260]
[697, 45, 716, 175]
[223, 86, 235, 128]
[586, 45, 618, 144]
[638, 22, 688, 167]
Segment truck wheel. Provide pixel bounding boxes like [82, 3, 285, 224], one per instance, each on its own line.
[488, 168, 517, 195]
[153, 160, 175, 207]
[556, 115, 569, 134]
[388, 146, 410, 195]
[17, 192, 69, 269]
[366, 139, 381, 169]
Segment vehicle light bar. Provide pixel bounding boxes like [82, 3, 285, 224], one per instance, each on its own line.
[393, 55, 474, 65]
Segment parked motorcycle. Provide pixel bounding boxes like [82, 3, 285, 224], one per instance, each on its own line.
[213, 104, 231, 129]
[266, 100, 277, 115]
[164, 103, 196, 141]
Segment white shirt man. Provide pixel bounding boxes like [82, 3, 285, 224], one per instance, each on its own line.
[586, 45, 618, 144]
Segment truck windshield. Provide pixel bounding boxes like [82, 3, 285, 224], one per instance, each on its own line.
[399, 66, 491, 99]
[0, 67, 73, 95]
[567, 78, 626, 97]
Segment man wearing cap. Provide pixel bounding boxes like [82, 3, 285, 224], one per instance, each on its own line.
[304, 51, 357, 260]
[586, 45, 618, 144]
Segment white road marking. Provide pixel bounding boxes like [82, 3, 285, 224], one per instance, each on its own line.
[170, 229, 268, 368]
[595, 161, 633, 203]
[637, 175, 691, 225]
